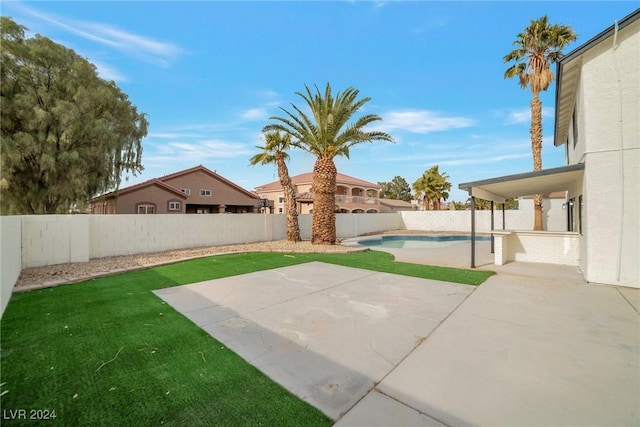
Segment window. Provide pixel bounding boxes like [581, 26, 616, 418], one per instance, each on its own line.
[200, 189, 211, 196]
[181, 188, 191, 195]
[572, 106, 578, 148]
[169, 201, 181, 211]
[278, 207, 283, 213]
[137, 204, 155, 214]
[278, 197, 285, 205]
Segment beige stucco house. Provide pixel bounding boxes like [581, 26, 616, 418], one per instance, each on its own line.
[91, 165, 260, 214]
[255, 172, 381, 214]
[459, 9, 639, 288]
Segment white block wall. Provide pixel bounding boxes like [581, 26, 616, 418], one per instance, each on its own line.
[400, 210, 536, 232]
[22, 215, 89, 268]
[89, 214, 288, 259]
[1, 216, 22, 317]
[507, 231, 580, 266]
[336, 213, 403, 238]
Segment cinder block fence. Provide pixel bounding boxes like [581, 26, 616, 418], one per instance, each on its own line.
[0, 209, 550, 316]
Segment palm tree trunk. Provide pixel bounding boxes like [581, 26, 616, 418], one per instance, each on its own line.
[311, 157, 337, 245]
[531, 92, 544, 231]
[275, 152, 301, 242]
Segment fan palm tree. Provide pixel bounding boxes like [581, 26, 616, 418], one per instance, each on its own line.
[249, 130, 301, 242]
[504, 15, 576, 230]
[412, 165, 451, 210]
[264, 83, 394, 244]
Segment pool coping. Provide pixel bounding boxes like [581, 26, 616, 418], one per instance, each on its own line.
[341, 232, 493, 249]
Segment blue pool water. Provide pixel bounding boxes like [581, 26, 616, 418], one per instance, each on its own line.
[358, 235, 491, 249]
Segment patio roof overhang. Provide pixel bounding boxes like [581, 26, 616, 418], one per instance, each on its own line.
[458, 163, 585, 268]
[458, 163, 585, 202]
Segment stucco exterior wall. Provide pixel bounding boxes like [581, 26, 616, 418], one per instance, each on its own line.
[163, 171, 258, 207]
[576, 19, 640, 288]
[517, 197, 567, 231]
[115, 185, 185, 214]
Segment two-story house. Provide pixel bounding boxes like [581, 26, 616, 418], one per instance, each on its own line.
[255, 172, 381, 214]
[555, 9, 639, 287]
[459, 9, 639, 288]
[90, 165, 260, 214]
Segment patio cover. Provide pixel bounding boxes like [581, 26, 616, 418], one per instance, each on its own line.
[459, 163, 585, 203]
[458, 163, 585, 267]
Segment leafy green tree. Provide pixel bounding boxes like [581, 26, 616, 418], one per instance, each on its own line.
[264, 83, 393, 244]
[464, 197, 518, 210]
[0, 17, 148, 214]
[378, 176, 412, 202]
[412, 166, 451, 210]
[249, 130, 301, 242]
[466, 197, 492, 210]
[504, 16, 576, 230]
[451, 201, 467, 210]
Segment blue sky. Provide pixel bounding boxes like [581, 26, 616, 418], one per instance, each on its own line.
[3, 1, 637, 202]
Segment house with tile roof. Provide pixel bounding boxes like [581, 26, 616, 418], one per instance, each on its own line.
[90, 165, 260, 214]
[255, 172, 381, 214]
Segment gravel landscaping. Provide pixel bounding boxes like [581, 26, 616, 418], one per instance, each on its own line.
[15, 239, 363, 291]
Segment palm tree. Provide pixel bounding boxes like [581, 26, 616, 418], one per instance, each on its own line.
[412, 166, 451, 210]
[264, 83, 393, 244]
[249, 131, 301, 242]
[504, 15, 576, 230]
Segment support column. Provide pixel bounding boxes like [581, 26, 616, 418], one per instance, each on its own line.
[218, 205, 226, 214]
[491, 201, 495, 254]
[502, 203, 506, 230]
[471, 196, 476, 268]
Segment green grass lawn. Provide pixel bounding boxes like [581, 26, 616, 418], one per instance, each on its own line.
[0, 251, 493, 426]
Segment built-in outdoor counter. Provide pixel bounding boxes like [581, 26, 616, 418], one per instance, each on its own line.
[491, 230, 580, 266]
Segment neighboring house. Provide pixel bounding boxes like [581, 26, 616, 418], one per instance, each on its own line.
[255, 172, 381, 214]
[379, 198, 416, 213]
[459, 9, 639, 288]
[91, 165, 260, 214]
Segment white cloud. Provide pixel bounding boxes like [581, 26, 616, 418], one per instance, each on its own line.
[437, 153, 531, 167]
[376, 110, 475, 134]
[148, 132, 204, 139]
[505, 107, 555, 125]
[241, 108, 268, 121]
[90, 59, 128, 82]
[13, 2, 185, 67]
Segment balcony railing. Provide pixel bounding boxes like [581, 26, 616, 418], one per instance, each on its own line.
[335, 195, 379, 205]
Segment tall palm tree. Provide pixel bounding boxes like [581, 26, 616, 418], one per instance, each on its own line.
[249, 130, 301, 242]
[264, 83, 393, 244]
[504, 15, 576, 230]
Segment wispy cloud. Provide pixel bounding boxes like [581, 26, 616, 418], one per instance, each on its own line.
[11, 2, 185, 67]
[376, 109, 475, 134]
[241, 108, 268, 121]
[504, 107, 554, 125]
[437, 153, 531, 167]
[145, 140, 252, 167]
[90, 59, 128, 82]
[148, 132, 204, 139]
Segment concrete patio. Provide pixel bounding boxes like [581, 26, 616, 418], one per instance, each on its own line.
[154, 260, 639, 426]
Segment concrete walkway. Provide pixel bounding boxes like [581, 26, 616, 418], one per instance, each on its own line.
[154, 261, 640, 426]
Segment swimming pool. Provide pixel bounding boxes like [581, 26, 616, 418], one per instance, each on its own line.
[355, 234, 491, 249]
